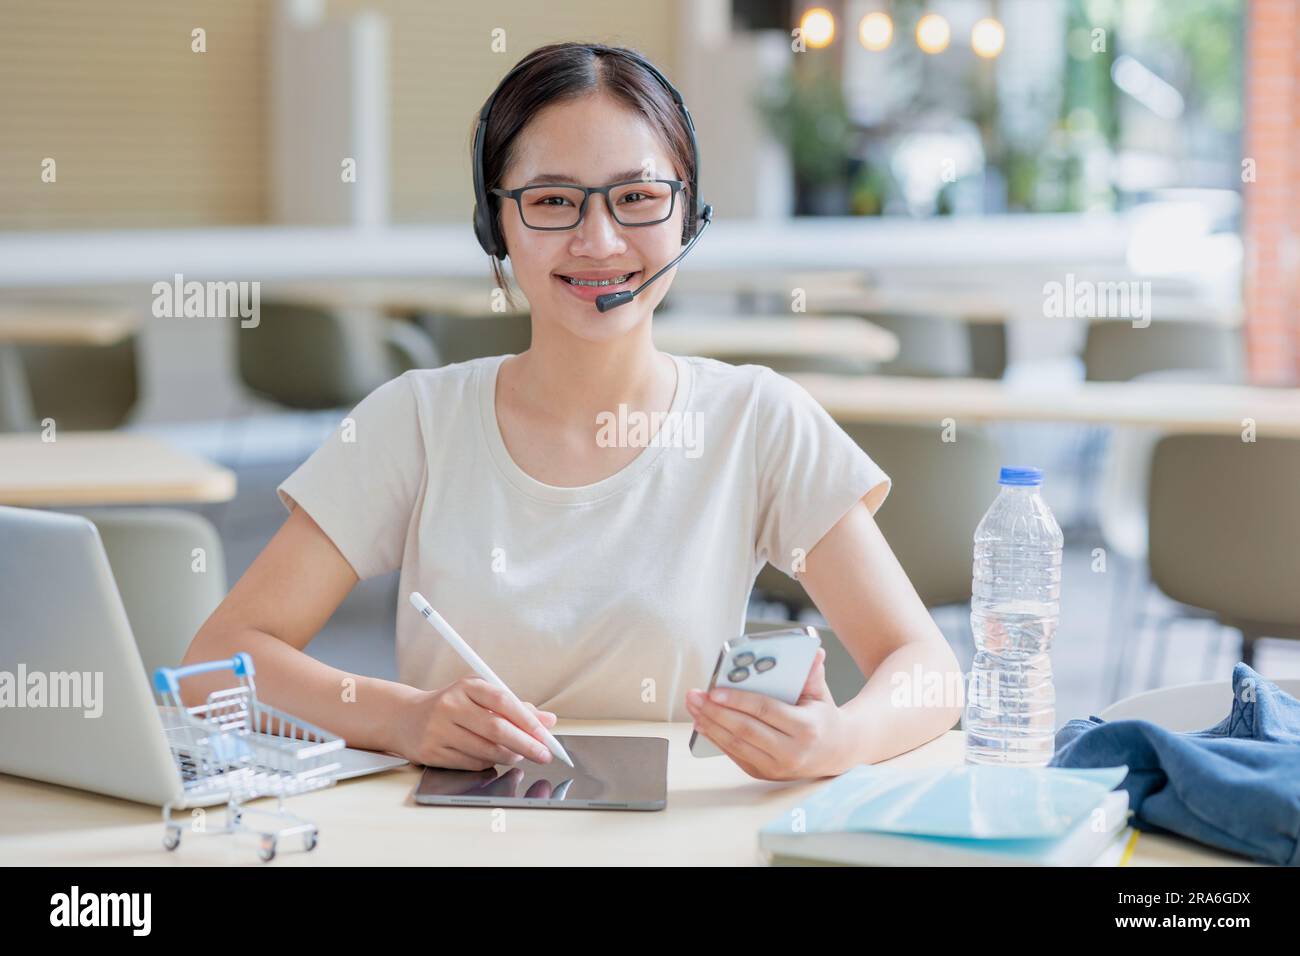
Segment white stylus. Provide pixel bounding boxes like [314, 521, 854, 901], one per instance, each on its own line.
[408, 592, 574, 768]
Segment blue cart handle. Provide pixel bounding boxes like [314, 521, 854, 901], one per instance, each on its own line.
[153, 652, 255, 695]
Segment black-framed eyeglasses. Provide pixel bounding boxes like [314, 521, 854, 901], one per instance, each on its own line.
[491, 179, 684, 230]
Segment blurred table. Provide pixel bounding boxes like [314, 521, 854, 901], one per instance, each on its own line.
[261, 276, 1241, 328]
[793, 374, 1300, 437]
[654, 315, 898, 363]
[667, 268, 867, 296]
[266, 283, 900, 365]
[268, 272, 880, 319]
[0, 432, 236, 506]
[0, 301, 144, 432]
[813, 285, 1243, 325]
[0, 301, 142, 345]
[265, 279, 527, 318]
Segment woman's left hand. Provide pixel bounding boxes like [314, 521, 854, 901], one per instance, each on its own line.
[685, 647, 855, 781]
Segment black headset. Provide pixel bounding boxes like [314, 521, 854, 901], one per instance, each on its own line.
[471, 44, 707, 261]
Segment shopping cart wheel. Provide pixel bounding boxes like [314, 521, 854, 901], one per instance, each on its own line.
[258, 837, 277, 863]
[304, 829, 318, 852]
[163, 827, 181, 851]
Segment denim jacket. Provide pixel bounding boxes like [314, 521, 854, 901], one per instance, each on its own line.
[1050, 663, 1300, 866]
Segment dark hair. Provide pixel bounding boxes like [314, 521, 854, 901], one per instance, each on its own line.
[470, 42, 696, 304]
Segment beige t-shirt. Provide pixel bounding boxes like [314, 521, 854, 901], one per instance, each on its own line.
[276, 353, 890, 721]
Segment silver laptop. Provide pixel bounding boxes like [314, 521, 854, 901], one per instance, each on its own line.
[0, 505, 407, 806]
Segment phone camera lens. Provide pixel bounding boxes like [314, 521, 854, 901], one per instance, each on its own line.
[733, 651, 756, 667]
[754, 656, 776, 673]
[727, 666, 750, 683]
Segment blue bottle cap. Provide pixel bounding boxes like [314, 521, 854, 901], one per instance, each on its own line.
[998, 466, 1043, 487]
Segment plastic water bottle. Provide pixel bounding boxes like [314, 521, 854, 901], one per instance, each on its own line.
[964, 466, 1063, 766]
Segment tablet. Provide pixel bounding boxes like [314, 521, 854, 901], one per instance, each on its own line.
[413, 734, 668, 810]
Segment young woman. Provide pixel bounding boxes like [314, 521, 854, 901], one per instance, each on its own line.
[182, 42, 962, 781]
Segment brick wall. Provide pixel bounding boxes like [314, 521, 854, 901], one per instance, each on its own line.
[1243, 0, 1300, 384]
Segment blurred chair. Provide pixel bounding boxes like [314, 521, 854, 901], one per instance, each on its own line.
[419, 312, 531, 365]
[1083, 319, 1244, 383]
[0, 345, 36, 431]
[1097, 370, 1234, 704]
[966, 321, 1008, 381]
[231, 303, 437, 497]
[238, 303, 434, 410]
[1138, 434, 1300, 687]
[1100, 678, 1300, 731]
[745, 618, 864, 706]
[717, 353, 877, 376]
[754, 421, 1002, 626]
[844, 313, 972, 378]
[1076, 320, 1245, 529]
[16, 337, 139, 430]
[383, 315, 441, 373]
[229, 304, 435, 545]
[807, 293, 1004, 378]
[1096, 421, 1165, 703]
[69, 508, 227, 681]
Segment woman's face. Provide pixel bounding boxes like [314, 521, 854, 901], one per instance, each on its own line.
[497, 91, 685, 343]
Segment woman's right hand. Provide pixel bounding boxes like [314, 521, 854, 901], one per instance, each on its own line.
[391, 677, 559, 770]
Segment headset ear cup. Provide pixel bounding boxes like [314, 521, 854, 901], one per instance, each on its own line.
[494, 214, 508, 259]
[473, 203, 506, 259]
[473, 204, 491, 257]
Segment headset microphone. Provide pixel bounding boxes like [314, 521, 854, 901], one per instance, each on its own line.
[595, 204, 713, 313]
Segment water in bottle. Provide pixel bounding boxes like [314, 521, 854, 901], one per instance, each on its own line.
[964, 466, 1063, 765]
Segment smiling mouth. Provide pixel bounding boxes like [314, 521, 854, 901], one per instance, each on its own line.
[557, 272, 636, 287]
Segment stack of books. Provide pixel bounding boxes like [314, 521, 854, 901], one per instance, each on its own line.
[759, 764, 1133, 866]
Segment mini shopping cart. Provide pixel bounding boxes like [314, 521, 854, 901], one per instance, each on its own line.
[153, 653, 345, 862]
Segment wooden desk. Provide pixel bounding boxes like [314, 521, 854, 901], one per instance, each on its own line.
[655, 315, 899, 363]
[0, 432, 237, 506]
[0, 302, 142, 346]
[0, 724, 1248, 865]
[793, 374, 1300, 437]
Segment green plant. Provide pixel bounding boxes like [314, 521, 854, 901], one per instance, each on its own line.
[849, 163, 887, 215]
[755, 59, 852, 188]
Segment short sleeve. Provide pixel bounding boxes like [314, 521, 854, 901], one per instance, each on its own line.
[753, 367, 891, 578]
[276, 373, 425, 580]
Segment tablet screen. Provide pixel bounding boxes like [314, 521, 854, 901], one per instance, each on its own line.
[413, 734, 667, 810]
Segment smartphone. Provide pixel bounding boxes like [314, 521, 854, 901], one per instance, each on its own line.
[689, 625, 822, 758]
